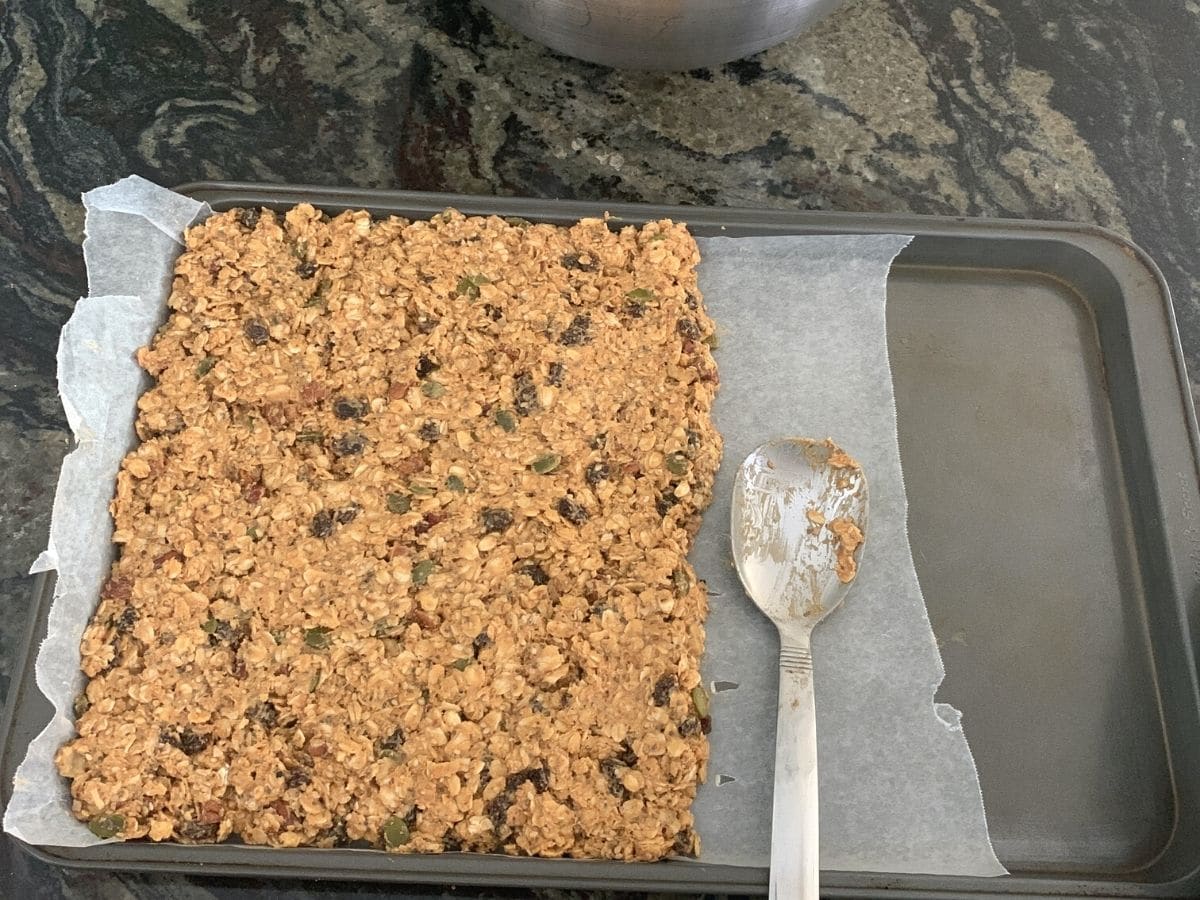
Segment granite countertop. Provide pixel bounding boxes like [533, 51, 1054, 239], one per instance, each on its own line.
[2, 1, 1197, 897]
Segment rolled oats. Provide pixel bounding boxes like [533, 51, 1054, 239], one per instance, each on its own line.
[55, 205, 721, 860]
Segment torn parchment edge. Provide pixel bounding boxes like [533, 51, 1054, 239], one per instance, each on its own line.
[4, 177, 211, 845]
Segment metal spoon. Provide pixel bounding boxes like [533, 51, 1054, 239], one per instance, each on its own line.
[731, 437, 869, 900]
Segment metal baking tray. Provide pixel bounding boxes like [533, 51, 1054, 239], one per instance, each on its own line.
[3, 182, 1199, 898]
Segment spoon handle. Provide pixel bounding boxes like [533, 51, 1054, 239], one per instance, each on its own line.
[771, 638, 819, 900]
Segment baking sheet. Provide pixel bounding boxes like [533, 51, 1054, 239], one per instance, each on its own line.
[3, 176, 1002, 877]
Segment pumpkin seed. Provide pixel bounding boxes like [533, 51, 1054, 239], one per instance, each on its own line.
[666, 452, 690, 476]
[494, 409, 518, 433]
[195, 357, 217, 377]
[421, 379, 445, 399]
[446, 475, 466, 493]
[625, 288, 655, 301]
[530, 453, 561, 475]
[387, 493, 411, 514]
[691, 684, 711, 719]
[450, 657, 471, 671]
[303, 626, 332, 650]
[382, 815, 411, 848]
[88, 813, 125, 839]
[412, 559, 436, 585]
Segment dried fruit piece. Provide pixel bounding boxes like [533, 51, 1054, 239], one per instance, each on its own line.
[585, 462, 609, 486]
[416, 354, 440, 378]
[652, 673, 678, 706]
[311, 510, 335, 538]
[332, 432, 368, 456]
[513, 373, 539, 417]
[559, 314, 592, 346]
[243, 319, 270, 345]
[547, 362, 565, 386]
[561, 253, 596, 272]
[333, 397, 367, 420]
[417, 421, 441, 443]
[481, 508, 513, 533]
[519, 562, 549, 585]
[672, 566, 692, 596]
[557, 497, 588, 526]
[677, 318, 702, 341]
[238, 207, 261, 229]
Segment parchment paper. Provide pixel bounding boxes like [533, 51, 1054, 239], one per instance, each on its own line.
[4, 177, 1004, 877]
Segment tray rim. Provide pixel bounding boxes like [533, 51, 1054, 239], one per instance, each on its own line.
[4, 182, 1199, 898]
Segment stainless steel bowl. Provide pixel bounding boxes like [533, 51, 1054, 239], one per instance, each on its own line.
[478, 0, 844, 70]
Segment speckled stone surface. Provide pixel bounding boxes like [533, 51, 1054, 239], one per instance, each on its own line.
[1, 0, 1197, 897]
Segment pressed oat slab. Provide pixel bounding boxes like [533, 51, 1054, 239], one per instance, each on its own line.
[55, 204, 722, 859]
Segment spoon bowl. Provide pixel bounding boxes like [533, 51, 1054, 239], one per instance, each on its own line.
[731, 437, 868, 900]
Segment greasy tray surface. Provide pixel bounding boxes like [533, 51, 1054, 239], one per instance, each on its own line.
[3, 183, 1200, 899]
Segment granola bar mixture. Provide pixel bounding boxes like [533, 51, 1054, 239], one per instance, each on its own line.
[55, 204, 722, 859]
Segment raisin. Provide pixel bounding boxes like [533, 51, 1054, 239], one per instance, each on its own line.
[513, 372, 539, 417]
[332, 432, 368, 456]
[416, 314, 439, 334]
[332, 397, 367, 420]
[237, 207, 261, 229]
[527, 766, 550, 793]
[285, 769, 312, 789]
[589, 433, 607, 451]
[161, 727, 210, 756]
[296, 260, 318, 279]
[585, 462, 609, 486]
[615, 742, 638, 767]
[443, 831, 464, 852]
[652, 673, 678, 706]
[485, 791, 514, 826]
[335, 504, 360, 524]
[559, 314, 592, 346]
[113, 606, 138, 634]
[547, 361, 565, 386]
[599, 758, 628, 798]
[415, 354, 440, 378]
[656, 490, 679, 517]
[326, 818, 350, 847]
[672, 827, 698, 857]
[483, 303, 503, 321]
[519, 562, 549, 585]
[378, 727, 405, 755]
[560, 253, 596, 272]
[101, 576, 133, 601]
[311, 510, 335, 538]
[685, 428, 702, 456]
[625, 299, 646, 318]
[685, 292, 699, 310]
[417, 420, 441, 443]
[481, 508, 513, 533]
[679, 716, 702, 737]
[677, 318, 702, 340]
[247, 700, 279, 729]
[177, 820, 219, 842]
[243, 319, 270, 345]
[472, 632, 493, 656]
[700, 715, 713, 734]
[557, 497, 588, 525]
